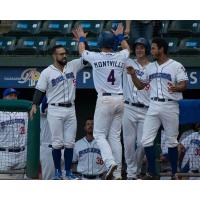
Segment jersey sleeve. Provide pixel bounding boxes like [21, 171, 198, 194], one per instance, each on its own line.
[119, 49, 130, 60]
[176, 64, 189, 82]
[35, 70, 48, 92]
[70, 58, 87, 73]
[81, 50, 96, 63]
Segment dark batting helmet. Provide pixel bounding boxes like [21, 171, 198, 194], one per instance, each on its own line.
[133, 37, 150, 55]
[97, 31, 116, 49]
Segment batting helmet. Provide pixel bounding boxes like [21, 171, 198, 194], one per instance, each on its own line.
[97, 31, 115, 49]
[133, 37, 150, 55]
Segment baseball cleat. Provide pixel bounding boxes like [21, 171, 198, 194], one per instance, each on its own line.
[53, 169, 63, 180]
[65, 171, 80, 180]
[105, 164, 117, 180]
[143, 173, 160, 180]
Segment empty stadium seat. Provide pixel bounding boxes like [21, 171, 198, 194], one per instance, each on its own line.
[164, 37, 179, 54]
[39, 21, 73, 37]
[87, 37, 99, 51]
[0, 37, 16, 55]
[105, 20, 125, 31]
[177, 37, 200, 55]
[49, 37, 78, 55]
[167, 21, 200, 37]
[14, 37, 48, 55]
[5, 21, 42, 36]
[74, 21, 104, 36]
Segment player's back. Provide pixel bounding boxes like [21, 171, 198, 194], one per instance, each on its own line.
[82, 49, 129, 94]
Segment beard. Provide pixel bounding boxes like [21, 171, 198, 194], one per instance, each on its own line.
[57, 57, 68, 66]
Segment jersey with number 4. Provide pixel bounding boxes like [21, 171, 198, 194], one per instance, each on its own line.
[82, 49, 129, 94]
[181, 132, 200, 171]
[73, 137, 106, 175]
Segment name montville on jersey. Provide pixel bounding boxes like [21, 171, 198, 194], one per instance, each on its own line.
[94, 60, 125, 68]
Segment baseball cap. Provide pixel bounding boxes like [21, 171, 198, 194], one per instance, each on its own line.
[3, 88, 18, 97]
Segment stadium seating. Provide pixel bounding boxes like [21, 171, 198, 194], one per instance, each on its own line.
[74, 21, 104, 37]
[0, 37, 16, 55]
[49, 37, 78, 55]
[87, 37, 99, 51]
[4, 21, 42, 37]
[13, 37, 48, 55]
[177, 37, 200, 55]
[166, 21, 200, 37]
[39, 21, 73, 37]
[105, 20, 125, 31]
[164, 37, 179, 54]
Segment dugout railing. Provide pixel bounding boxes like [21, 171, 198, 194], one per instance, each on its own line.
[0, 99, 40, 179]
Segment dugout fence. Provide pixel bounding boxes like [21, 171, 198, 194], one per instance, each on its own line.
[0, 99, 40, 179]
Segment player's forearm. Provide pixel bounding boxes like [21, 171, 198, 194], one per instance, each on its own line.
[32, 89, 45, 105]
[125, 20, 131, 30]
[130, 74, 146, 90]
[79, 41, 85, 55]
[175, 81, 187, 92]
[120, 40, 130, 53]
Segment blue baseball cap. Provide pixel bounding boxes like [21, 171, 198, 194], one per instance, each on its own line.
[3, 88, 18, 97]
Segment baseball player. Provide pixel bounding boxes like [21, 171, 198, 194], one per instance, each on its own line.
[0, 88, 28, 179]
[127, 38, 188, 180]
[179, 125, 200, 180]
[122, 38, 151, 180]
[30, 45, 87, 180]
[73, 23, 130, 179]
[72, 117, 106, 180]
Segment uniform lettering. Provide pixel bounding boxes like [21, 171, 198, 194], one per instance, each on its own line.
[79, 147, 101, 157]
[0, 118, 25, 129]
[190, 139, 200, 147]
[94, 60, 124, 68]
[149, 73, 172, 81]
[51, 72, 74, 87]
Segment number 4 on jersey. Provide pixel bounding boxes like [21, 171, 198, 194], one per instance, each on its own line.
[107, 69, 115, 85]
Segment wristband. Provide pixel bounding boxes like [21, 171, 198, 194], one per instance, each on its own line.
[79, 36, 86, 43]
[117, 34, 125, 43]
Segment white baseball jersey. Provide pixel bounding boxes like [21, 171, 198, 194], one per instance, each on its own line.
[0, 111, 28, 148]
[124, 58, 150, 106]
[82, 49, 129, 94]
[141, 59, 188, 100]
[181, 132, 200, 171]
[73, 137, 106, 175]
[36, 58, 85, 104]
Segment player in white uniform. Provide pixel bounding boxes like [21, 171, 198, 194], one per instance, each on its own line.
[122, 38, 151, 180]
[30, 45, 87, 180]
[73, 23, 130, 179]
[0, 88, 28, 179]
[127, 38, 188, 179]
[179, 128, 200, 180]
[73, 117, 106, 180]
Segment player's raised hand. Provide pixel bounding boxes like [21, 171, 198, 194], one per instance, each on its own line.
[167, 82, 177, 93]
[112, 23, 124, 36]
[126, 66, 136, 76]
[72, 25, 87, 40]
[29, 104, 37, 120]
